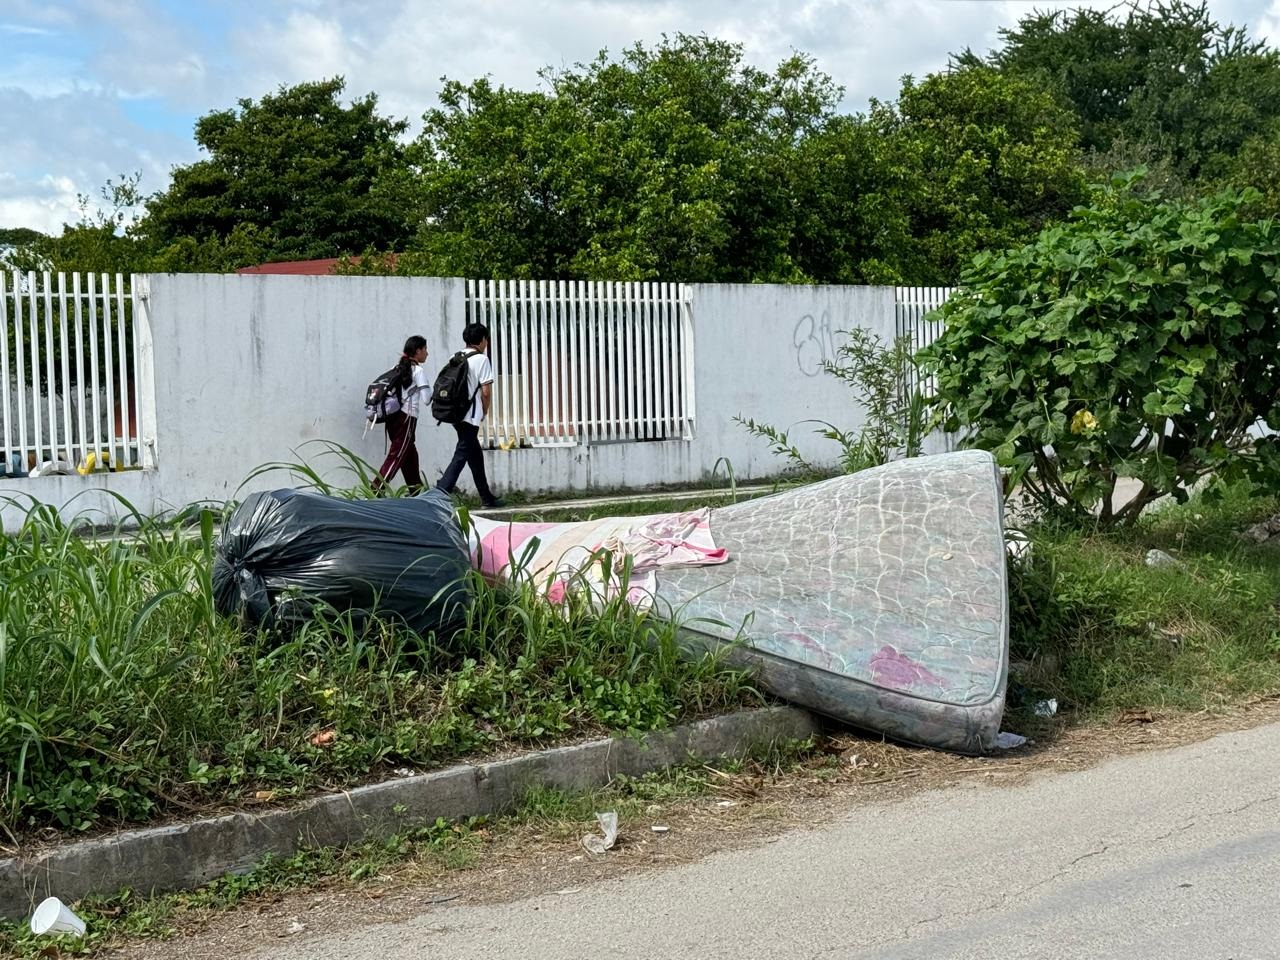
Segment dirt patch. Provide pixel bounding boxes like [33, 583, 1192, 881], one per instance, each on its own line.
[111, 695, 1280, 960]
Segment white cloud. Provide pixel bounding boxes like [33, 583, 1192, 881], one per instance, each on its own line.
[1255, 0, 1280, 44]
[84, 4, 212, 103]
[236, 11, 358, 94]
[0, 22, 58, 36]
[2, 0, 1279, 231]
[0, 2, 76, 30]
[220, 0, 1128, 129]
[0, 174, 81, 235]
[0, 53, 93, 97]
[0, 87, 195, 232]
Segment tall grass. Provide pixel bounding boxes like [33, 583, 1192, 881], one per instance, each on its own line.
[0, 484, 755, 842]
[239, 438, 395, 499]
[1008, 481, 1280, 718]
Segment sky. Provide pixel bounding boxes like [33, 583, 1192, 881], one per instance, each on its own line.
[3, 0, 1280, 235]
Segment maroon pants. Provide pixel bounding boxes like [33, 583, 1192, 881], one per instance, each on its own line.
[374, 411, 422, 494]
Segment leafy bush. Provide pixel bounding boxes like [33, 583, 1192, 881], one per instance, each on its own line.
[923, 174, 1280, 525]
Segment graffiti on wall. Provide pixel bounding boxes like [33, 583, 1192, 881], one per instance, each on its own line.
[793, 311, 838, 377]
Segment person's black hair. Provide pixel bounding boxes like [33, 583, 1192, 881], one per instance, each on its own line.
[396, 334, 427, 387]
[463, 323, 489, 347]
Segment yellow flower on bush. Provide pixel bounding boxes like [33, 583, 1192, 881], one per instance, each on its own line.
[1070, 409, 1099, 435]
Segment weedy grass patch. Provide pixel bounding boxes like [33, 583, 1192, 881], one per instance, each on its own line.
[0, 462, 757, 842]
[0, 745, 819, 959]
[1008, 481, 1280, 721]
[0, 815, 484, 958]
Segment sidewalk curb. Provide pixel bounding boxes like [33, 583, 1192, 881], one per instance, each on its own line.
[0, 706, 820, 922]
[477, 484, 779, 518]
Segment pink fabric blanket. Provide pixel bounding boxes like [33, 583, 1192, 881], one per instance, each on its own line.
[467, 508, 727, 607]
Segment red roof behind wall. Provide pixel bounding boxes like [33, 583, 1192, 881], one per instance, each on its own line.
[236, 258, 343, 275]
[236, 254, 400, 275]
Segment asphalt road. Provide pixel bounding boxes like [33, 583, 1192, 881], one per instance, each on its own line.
[256, 722, 1280, 960]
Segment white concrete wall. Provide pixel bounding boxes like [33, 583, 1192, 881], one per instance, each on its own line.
[2, 276, 895, 530]
[2, 274, 463, 531]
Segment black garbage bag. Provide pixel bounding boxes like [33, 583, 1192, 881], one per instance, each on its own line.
[212, 488, 472, 637]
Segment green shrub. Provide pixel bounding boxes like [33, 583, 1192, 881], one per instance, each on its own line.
[923, 173, 1280, 525]
[1007, 483, 1280, 714]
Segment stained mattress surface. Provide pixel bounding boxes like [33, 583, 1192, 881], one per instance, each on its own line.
[656, 450, 1008, 752]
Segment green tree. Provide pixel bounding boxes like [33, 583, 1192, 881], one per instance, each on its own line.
[402, 35, 842, 281]
[988, 1, 1280, 183]
[138, 78, 411, 269]
[785, 115, 916, 284]
[875, 66, 1087, 284]
[923, 174, 1280, 526]
[0, 227, 44, 249]
[4, 175, 153, 275]
[1220, 123, 1280, 219]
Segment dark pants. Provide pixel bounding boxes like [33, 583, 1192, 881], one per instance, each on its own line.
[374, 411, 421, 494]
[436, 421, 496, 504]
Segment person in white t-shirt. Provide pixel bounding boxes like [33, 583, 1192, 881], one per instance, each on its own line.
[373, 334, 431, 494]
[435, 322, 504, 508]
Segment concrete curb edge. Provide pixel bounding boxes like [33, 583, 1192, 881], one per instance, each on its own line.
[0, 706, 820, 922]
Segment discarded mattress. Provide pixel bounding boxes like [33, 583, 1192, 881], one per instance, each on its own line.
[469, 449, 1008, 754]
[657, 450, 1008, 754]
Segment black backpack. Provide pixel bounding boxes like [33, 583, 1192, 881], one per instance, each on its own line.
[363, 365, 405, 424]
[430, 350, 480, 424]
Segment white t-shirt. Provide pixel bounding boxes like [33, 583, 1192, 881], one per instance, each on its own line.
[463, 352, 494, 426]
[402, 362, 432, 419]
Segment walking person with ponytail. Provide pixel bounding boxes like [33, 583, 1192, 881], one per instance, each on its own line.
[372, 335, 431, 494]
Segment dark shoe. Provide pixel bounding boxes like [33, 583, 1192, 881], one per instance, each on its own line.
[481, 497, 506, 509]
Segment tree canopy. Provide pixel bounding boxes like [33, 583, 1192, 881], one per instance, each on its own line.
[922, 175, 1280, 525]
[9, 4, 1280, 283]
[985, 1, 1280, 182]
[874, 66, 1087, 283]
[401, 35, 844, 281]
[137, 78, 412, 269]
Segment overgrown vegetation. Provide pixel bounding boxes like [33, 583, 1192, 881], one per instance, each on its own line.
[0, 817, 485, 957]
[923, 174, 1280, 525]
[1008, 481, 1280, 716]
[737, 281, 1280, 724]
[0, 471, 755, 840]
[15, 4, 1280, 283]
[737, 327, 933, 477]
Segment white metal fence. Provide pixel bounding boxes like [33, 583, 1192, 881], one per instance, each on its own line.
[896, 285, 957, 453]
[465, 279, 696, 448]
[2, 274, 951, 481]
[1, 270, 152, 479]
[894, 285, 953, 396]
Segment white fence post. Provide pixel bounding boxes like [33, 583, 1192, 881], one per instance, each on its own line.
[0, 272, 12, 472]
[56, 273, 73, 468]
[25, 270, 42, 465]
[86, 271, 103, 465]
[133, 275, 157, 469]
